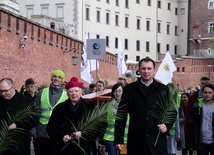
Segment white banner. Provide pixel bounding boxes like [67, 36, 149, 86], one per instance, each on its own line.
[81, 32, 99, 83]
[117, 37, 127, 77]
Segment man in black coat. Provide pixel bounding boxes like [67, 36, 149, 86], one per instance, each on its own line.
[114, 57, 177, 155]
[0, 78, 38, 155]
[46, 77, 96, 155]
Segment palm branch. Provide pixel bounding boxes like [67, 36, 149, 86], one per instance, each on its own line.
[62, 101, 125, 154]
[150, 84, 177, 146]
[0, 103, 38, 153]
[0, 119, 27, 153]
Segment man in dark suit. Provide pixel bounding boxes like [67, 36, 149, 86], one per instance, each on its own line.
[0, 78, 38, 155]
[114, 57, 177, 155]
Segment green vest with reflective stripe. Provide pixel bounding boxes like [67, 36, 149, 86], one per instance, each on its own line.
[170, 93, 181, 135]
[103, 104, 130, 143]
[39, 88, 68, 124]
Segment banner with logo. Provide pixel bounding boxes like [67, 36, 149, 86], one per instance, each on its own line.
[86, 39, 106, 60]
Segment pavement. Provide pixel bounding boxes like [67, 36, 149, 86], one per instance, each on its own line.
[30, 141, 183, 155]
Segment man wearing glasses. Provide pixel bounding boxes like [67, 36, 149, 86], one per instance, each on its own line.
[0, 78, 38, 155]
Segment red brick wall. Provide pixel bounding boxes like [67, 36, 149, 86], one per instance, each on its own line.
[189, 0, 214, 54]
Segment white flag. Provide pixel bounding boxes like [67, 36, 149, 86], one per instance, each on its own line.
[155, 51, 176, 85]
[81, 32, 99, 83]
[117, 37, 127, 77]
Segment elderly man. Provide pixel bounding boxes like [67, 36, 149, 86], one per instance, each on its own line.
[0, 78, 38, 155]
[46, 77, 95, 155]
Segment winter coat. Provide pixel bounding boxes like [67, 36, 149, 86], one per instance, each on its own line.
[114, 79, 177, 155]
[46, 98, 96, 155]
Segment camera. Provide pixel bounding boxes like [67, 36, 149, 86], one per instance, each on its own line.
[24, 35, 27, 40]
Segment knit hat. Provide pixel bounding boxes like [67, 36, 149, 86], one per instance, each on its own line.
[51, 70, 65, 83]
[65, 77, 83, 90]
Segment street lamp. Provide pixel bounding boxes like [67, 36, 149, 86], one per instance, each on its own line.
[72, 56, 78, 66]
[63, 48, 78, 66]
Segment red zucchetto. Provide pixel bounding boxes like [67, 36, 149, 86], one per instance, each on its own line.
[65, 77, 83, 90]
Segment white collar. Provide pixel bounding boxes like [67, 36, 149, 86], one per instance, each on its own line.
[141, 79, 153, 87]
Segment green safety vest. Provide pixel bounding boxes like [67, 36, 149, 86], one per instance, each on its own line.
[103, 104, 130, 143]
[170, 93, 181, 135]
[39, 88, 68, 125]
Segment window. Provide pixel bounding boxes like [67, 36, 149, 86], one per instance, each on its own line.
[157, 22, 161, 33]
[147, 0, 151, 6]
[116, 0, 119, 6]
[125, 55, 128, 60]
[106, 36, 109, 47]
[167, 3, 171, 10]
[208, 0, 214, 9]
[125, 0, 129, 8]
[209, 22, 214, 32]
[125, 16, 129, 28]
[136, 40, 140, 51]
[115, 14, 119, 26]
[125, 39, 128, 49]
[56, 3, 64, 19]
[146, 42, 150, 52]
[177, 67, 180, 72]
[96, 34, 100, 39]
[86, 8, 90, 20]
[157, 1, 161, 8]
[106, 12, 110, 24]
[175, 26, 178, 35]
[136, 56, 140, 61]
[166, 44, 169, 51]
[41, 4, 49, 16]
[167, 24, 170, 34]
[136, 0, 140, 4]
[26, 5, 34, 18]
[96, 10, 100, 22]
[137, 19, 141, 30]
[182, 67, 185, 72]
[50, 22, 55, 29]
[175, 8, 178, 15]
[174, 45, 177, 55]
[106, 0, 110, 3]
[157, 43, 160, 53]
[180, 8, 185, 15]
[115, 37, 118, 48]
[146, 20, 150, 31]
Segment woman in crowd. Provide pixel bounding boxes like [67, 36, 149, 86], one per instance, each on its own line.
[179, 93, 189, 155]
[99, 83, 129, 155]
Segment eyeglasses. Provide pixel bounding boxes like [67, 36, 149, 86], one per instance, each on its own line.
[0, 87, 13, 93]
[114, 89, 123, 93]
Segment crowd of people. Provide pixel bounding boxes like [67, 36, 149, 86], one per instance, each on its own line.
[0, 57, 213, 155]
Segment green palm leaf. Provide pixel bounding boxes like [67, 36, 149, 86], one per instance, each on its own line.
[0, 103, 38, 153]
[0, 119, 27, 153]
[77, 103, 110, 139]
[150, 84, 177, 146]
[63, 101, 126, 154]
[7, 103, 38, 127]
[61, 102, 110, 154]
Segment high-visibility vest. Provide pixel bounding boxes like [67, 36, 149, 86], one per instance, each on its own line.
[170, 93, 181, 135]
[103, 103, 129, 143]
[39, 88, 68, 124]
